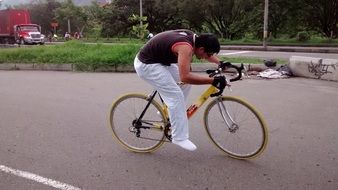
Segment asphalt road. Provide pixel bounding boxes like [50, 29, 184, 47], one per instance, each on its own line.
[219, 50, 338, 60]
[0, 71, 337, 190]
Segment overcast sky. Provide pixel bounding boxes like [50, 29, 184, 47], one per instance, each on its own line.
[1, 0, 90, 6]
[1, 0, 30, 6]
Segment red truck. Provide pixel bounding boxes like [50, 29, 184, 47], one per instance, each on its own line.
[0, 9, 45, 45]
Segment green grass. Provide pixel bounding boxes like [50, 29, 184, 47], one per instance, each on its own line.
[0, 41, 287, 71]
[220, 56, 287, 64]
[82, 37, 145, 44]
[192, 56, 287, 65]
[65, 36, 338, 46]
[0, 41, 142, 71]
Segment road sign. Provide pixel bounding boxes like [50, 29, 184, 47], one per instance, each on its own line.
[51, 22, 58, 28]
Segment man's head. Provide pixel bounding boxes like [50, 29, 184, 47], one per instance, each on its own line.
[194, 33, 220, 59]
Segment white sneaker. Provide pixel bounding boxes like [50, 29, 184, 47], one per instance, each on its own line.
[172, 139, 197, 151]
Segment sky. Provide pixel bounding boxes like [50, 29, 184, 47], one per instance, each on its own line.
[0, 0, 92, 6]
[1, 0, 33, 6]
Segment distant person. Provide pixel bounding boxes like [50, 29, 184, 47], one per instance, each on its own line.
[64, 32, 71, 41]
[47, 33, 52, 42]
[74, 32, 80, 40]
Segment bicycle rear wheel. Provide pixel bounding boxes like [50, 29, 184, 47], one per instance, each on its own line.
[109, 93, 168, 153]
[204, 96, 268, 159]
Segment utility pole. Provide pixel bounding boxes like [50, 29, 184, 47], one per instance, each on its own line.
[68, 19, 71, 33]
[263, 0, 269, 49]
[139, 0, 143, 39]
[139, 0, 143, 28]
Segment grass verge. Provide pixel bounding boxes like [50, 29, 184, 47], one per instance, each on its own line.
[0, 41, 286, 71]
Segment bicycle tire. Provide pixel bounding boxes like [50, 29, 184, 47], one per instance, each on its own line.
[204, 96, 268, 159]
[109, 93, 168, 153]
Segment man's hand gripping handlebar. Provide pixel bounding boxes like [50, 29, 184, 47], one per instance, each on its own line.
[207, 61, 244, 97]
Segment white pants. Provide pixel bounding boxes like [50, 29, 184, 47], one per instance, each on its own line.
[134, 57, 191, 141]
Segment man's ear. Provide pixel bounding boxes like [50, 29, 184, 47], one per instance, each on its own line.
[196, 47, 204, 52]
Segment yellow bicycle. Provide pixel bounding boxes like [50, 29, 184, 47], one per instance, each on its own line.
[109, 62, 268, 159]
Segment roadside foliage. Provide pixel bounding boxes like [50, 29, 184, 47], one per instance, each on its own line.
[9, 0, 337, 41]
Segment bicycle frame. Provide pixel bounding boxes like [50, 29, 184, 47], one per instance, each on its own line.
[136, 85, 217, 125]
[152, 85, 218, 119]
[186, 85, 218, 119]
[138, 84, 240, 139]
[135, 63, 244, 137]
[130, 85, 217, 141]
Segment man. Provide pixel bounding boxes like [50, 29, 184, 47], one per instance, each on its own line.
[134, 29, 225, 151]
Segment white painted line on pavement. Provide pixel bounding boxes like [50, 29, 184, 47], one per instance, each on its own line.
[0, 165, 81, 190]
[220, 51, 252, 56]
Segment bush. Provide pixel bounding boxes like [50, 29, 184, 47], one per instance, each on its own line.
[0, 41, 143, 69]
[297, 31, 310, 42]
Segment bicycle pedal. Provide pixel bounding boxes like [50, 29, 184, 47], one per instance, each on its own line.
[167, 135, 172, 142]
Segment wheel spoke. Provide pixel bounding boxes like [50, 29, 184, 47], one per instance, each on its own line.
[204, 96, 268, 159]
[109, 94, 167, 153]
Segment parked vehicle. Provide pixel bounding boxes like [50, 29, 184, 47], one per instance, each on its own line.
[0, 9, 45, 45]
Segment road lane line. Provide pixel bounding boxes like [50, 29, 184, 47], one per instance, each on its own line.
[220, 51, 251, 56]
[0, 165, 81, 190]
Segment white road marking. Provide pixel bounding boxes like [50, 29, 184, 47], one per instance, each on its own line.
[0, 165, 81, 190]
[220, 51, 251, 56]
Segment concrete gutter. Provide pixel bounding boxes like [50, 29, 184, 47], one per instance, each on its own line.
[0, 62, 269, 73]
[2, 61, 338, 82]
[0, 63, 73, 71]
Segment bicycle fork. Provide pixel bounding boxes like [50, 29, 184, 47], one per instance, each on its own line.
[216, 98, 239, 133]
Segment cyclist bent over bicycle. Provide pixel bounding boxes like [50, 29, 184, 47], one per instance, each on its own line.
[134, 29, 226, 151]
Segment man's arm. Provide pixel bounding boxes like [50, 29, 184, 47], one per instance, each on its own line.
[174, 44, 214, 85]
[206, 55, 221, 64]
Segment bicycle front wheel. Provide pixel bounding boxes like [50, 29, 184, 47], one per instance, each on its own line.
[204, 96, 268, 159]
[109, 93, 168, 153]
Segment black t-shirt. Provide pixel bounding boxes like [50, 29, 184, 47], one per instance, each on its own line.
[138, 29, 195, 66]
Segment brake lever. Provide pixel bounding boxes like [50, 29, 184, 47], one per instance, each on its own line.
[207, 69, 220, 77]
[206, 69, 215, 74]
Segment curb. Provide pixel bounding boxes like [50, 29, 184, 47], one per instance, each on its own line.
[0, 63, 73, 71]
[0, 63, 268, 73]
[0, 63, 136, 72]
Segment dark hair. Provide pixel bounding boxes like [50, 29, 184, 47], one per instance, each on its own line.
[195, 33, 220, 54]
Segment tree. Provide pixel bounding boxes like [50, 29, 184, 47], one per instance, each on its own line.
[178, 0, 206, 32]
[303, 0, 337, 38]
[143, 0, 186, 33]
[55, 0, 88, 35]
[198, 0, 257, 39]
[128, 14, 149, 39]
[97, 0, 138, 37]
[10, 0, 338, 40]
[82, 2, 104, 38]
[14, 0, 62, 35]
[267, 0, 305, 38]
